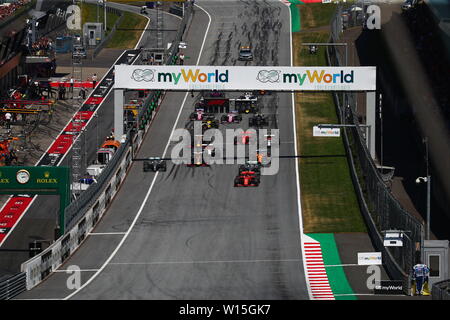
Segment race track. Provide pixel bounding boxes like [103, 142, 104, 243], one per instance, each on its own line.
[17, 0, 308, 300]
[0, 4, 181, 275]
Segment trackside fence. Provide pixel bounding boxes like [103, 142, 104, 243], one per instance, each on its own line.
[19, 2, 194, 293]
[327, 4, 424, 294]
[432, 280, 450, 300]
[0, 273, 26, 300]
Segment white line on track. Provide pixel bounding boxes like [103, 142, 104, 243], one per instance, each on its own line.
[286, 0, 310, 300]
[63, 3, 212, 300]
[88, 232, 127, 236]
[324, 264, 363, 267]
[333, 293, 406, 297]
[54, 269, 99, 273]
[109, 258, 303, 266]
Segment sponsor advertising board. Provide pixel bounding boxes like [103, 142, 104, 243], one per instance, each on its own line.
[313, 126, 341, 137]
[115, 66, 376, 91]
[374, 280, 404, 295]
[358, 252, 382, 265]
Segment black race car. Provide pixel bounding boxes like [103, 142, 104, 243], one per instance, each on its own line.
[143, 157, 166, 172]
[239, 161, 261, 175]
[235, 92, 258, 114]
[202, 119, 219, 130]
[249, 114, 269, 128]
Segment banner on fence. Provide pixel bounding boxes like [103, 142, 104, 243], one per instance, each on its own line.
[115, 66, 377, 91]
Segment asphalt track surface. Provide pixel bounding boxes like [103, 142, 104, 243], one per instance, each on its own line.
[0, 4, 181, 275]
[17, 0, 308, 300]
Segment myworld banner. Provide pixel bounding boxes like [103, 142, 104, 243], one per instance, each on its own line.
[114, 65, 376, 91]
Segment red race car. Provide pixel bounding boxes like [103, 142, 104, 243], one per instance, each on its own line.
[234, 171, 260, 187]
[221, 112, 242, 124]
[234, 131, 257, 145]
[189, 108, 215, 121]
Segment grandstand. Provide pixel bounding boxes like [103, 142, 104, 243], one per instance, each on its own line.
[0, 0, 31, 21]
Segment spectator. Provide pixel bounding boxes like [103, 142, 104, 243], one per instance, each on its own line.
[179, 52, 185, 65]
[80, 86, 86, 99]
[69, 77, 74, 98]
[61, 86, 66, 100]
[4, 112, 12, 129]
[92, 74, 98, 88]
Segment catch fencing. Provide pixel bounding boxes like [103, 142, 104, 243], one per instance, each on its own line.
[0, 273, 26, 300]
[431, 280, 450, 300]
[327, 4, 424, 293]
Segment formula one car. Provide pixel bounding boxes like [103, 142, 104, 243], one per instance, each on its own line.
[248, 114, 269, 128]
[239, 160, 261, 175]
[220, 111, 242, 124]
[264, 132, 275, 148]
[235, 92, 258, 114]
[202, 119, 220, 130]
[234, 131, 256, 145]
[143, 157, 167, 172]
[200, 91, 229, 113]
[203, 90, 225, 98]
[234, 171, 260, 187]
[187, 151, 210, 167]
[189, 108, 215, 121]
[252, 89, 272, 96]
[140, 6, 148, 14]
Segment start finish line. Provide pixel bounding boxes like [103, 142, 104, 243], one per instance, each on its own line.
[114, 65, 376, 91]
[113, 65, 377, 158]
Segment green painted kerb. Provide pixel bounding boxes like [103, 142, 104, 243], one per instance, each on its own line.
[307, 233, 357, 300]
[288, 0, 303, 32]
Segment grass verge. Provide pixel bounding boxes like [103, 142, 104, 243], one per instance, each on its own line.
[105, 11, 148, 49]
[81, 2, 121, 35]
[293, 29, 366, 233]
[298, 3, 338, 29]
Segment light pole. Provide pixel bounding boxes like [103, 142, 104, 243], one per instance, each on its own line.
[379, 93, 383, 170]
[104, 0, 107, 33]
[416, 137, 431, 240]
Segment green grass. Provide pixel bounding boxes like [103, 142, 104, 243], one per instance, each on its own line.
[81, 2, 121, 35]
[105, 11, 148, 49]
[298, 3, 338, 30]
[294, 30, 366, 233]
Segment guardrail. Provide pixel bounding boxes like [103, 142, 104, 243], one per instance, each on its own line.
[327, 4, 424, 294]
[431, 279, 450, 300]
[0, 273, 26, 300]
[20, 2, 194, 293]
